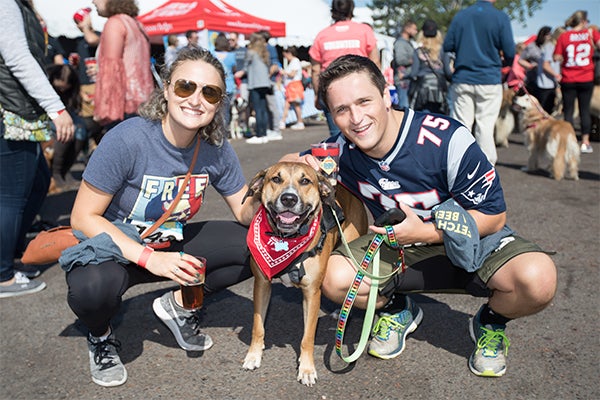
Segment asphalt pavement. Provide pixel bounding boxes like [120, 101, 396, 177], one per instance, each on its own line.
[1, 119, 598, 400]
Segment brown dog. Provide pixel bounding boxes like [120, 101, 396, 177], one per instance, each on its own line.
[514, 94, 580, 180]
[242, 162, 366, 386]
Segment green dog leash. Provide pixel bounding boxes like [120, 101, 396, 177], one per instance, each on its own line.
[331, 210, 405, 362]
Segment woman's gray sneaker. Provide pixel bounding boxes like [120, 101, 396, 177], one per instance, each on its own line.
[87, 332, 127, 387]
[152, 291, 214, 351]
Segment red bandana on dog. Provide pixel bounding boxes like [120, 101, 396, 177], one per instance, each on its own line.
[247, 205, 321, 280]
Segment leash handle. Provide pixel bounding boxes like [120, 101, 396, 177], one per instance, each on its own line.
[335, 251, 380, 363]
[335, 226, 403, 362]
[332, 210, 403, 280]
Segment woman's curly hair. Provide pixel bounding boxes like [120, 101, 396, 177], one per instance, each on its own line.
[138, 47, 227, 147]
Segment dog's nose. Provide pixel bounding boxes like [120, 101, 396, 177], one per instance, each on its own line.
[280, 193, 298, 208]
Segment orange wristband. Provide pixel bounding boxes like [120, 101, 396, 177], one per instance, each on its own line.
[137, 246, 154, 268]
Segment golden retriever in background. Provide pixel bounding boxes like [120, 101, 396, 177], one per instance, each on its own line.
[513, 93, 580, 180]
[494, 88, 517, 148]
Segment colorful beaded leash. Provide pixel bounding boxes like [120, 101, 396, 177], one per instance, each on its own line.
[335, 225, 405, 362]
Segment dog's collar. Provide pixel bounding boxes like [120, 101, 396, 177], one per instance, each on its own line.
[247, 205, 322, 280]
[270, 204, 346, 284]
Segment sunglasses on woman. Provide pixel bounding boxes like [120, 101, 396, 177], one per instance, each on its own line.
[168, 79, 224, 104]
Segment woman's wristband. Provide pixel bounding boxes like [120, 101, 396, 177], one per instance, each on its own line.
[48, 109, 66, 120]
[137, 246, 154, 268]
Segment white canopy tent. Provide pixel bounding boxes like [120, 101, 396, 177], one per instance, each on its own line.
[226, 1, 393, 68]
[33, 0, 329, 43]
[33, 0, 393, 67]
[225, 0, 331, 47]
[33, 0, 166, 39]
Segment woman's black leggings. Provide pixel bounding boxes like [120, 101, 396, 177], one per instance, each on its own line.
[561, 80, 595, 136]
[66, 220, 252, 336]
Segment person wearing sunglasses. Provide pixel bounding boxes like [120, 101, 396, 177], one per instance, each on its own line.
[65, 47, 260, 387]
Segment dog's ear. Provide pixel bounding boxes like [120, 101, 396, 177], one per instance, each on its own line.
[242, 168, 268, 204]
[317, 172, 336, 207]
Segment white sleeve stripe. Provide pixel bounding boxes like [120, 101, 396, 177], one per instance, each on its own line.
[447, 126, 476, 191]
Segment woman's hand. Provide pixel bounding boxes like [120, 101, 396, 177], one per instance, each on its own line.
[52, 111, 75, 143]
[144, 251, 203, 286]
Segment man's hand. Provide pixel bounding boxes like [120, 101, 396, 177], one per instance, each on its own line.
[369, 202, 443, 245]
[279, 152, 320, 171]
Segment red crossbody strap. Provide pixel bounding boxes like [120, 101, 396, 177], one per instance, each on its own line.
[140, 136, 201, 239]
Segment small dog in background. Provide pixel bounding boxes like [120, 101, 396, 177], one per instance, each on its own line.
[513, 93, 580, 180]
[228, 95, 248, 140]
[494, 88, 517, 148]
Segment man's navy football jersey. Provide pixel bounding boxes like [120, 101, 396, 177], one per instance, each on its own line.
[327, 109, 506, 221]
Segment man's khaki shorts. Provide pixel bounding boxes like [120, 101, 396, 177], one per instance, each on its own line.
[332, 234, 544, 298]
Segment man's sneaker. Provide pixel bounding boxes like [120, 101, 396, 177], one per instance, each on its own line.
[14, 263, 41, 278]
[468, 305, 511, 377]
[87, 331, 127, 387]
[152, 291, 214, 351]
[266, 129, 283, 141]
[278, 120, 286, 130]
[580, 143, 593, 154]
[290, 122, 305, 130]
[0, 272, 46, 298]
[245, 136, 268, 144]
[367, 296, 423, 359]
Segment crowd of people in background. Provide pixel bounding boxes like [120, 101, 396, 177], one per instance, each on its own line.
[2, 0, 597, 295]
[2, 0, 597, 294]
[0, 0, 598, 389]
[392, 3, 599, 159]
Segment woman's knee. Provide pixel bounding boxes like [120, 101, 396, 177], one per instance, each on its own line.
[66, 264, 127, 313]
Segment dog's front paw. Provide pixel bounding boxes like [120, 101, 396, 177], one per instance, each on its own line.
[242, 352, 262, 370]
[297, 366, 318, 387]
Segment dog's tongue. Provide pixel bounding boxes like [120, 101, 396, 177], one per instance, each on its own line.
[277, 212, 300, 224]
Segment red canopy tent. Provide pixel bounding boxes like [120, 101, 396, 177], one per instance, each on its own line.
[138, 0, 286, 37]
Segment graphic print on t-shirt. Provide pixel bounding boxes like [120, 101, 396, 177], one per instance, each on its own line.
[126, 173, 209, 244]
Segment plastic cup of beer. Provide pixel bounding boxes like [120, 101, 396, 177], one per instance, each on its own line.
[311, 143, 340, 185]
[180, 257, 206, 310]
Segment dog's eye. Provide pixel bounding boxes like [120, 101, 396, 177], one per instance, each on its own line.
[271, 176, 282, 184]
[299, 178, 311, 185]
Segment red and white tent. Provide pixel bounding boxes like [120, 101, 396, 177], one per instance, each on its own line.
[138, 0, 286, 37]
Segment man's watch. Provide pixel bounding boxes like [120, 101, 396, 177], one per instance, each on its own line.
[48, 109, 66, 120]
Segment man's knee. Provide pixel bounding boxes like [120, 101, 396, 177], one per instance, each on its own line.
[517, 253, 557, 306]
[491, 252, 557, 307]
[322, 255, 355, 304]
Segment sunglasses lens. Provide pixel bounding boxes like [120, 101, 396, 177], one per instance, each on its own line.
[172, 80, 222, 104]
[173, 79, 197, 98]
[202, 85, 223, 104]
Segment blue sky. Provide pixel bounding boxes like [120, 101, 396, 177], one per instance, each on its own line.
[510, 0, 600, 40]
[349, 0, 600, 40]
